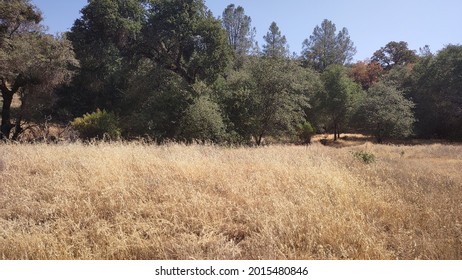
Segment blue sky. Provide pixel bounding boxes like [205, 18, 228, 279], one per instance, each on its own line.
[32, 0, 462, 61]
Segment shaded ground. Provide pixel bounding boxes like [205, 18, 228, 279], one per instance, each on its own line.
[312, 133, 462, 148]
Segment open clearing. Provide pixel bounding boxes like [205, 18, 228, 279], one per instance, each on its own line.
[0, 142, 461, 259]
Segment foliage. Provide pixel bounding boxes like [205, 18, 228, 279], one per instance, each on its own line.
[0, 0, 77, 139]
[357, 82, 415, 143]
[63, 0, 145, 116]
[262, 22, 288, 58]
[302, 19, 356, 71]
[221, 4, 254, 67]
[71, 109, 121, 140]
[350, 60, 384, 90]
[225, 57, 312, 145]
[180, 95, 226, 143]
[62, 0, 232, 142]
[297, 121, 315, 144]
[410, 45, 462, 139]
[372, 41, 417, 70]
[142, 0, 231, 84]
[318, 65, 364, 141]
[122, 59, 191, 140]
[352, 150, 376, 164]
[4, 1, 462, 143]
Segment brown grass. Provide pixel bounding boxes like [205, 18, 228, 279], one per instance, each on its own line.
[0, 142, 461, 259]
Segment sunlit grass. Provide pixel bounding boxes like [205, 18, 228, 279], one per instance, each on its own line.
[0, 142, 461, 259]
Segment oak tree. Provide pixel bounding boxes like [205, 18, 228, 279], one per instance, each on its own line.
[0, 0, 77, 139]
[358, 81, 415, 143]
[372, 41, 417, 70]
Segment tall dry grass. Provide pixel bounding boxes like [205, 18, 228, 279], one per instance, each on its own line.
[0, 142, 461, 259]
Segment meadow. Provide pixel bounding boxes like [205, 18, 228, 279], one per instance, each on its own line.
[0, 140, 461, 259]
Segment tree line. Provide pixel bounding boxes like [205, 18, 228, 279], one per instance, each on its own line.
[1, 0, 461, 144]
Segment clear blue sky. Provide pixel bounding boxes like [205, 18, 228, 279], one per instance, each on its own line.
[32, 0, 462, 61]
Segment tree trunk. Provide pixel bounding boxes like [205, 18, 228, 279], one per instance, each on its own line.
[255, 133, 264, 146]
[12, 92, 27, 141]
[0, 92, 14, 139]
[12, 115, 23, 141]
[333, 123, 338, 141]
[376, 123, 384, 143]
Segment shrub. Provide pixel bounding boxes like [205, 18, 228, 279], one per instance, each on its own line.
[297, 121, 315, 144]
[71, 109, 121, 140]
[180, 96, 226, 143]
[352, 150, 376, 164]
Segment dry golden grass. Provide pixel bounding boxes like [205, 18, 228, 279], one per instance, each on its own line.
[0, 142, 461, 259]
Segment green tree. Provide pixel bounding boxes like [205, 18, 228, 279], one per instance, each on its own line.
[221, 4, 254, 67]
[225, 58, 312, 145]
[142, 0, 231, 84]
[65, 0, 231, 139]
[63, 0, 145, 116]
[358, 81, 415, 143]
[262, 22, 288, 58]
[122, 59, 191, 140]
[319, 65, 363, 141]
[302, 19, 356, 71]
[0, 0, 77, 139]
[297, 121, 315, 144]
[372, 41, 417, 70]
[411, 45, 462, 139]
[180, 94, 226, 143]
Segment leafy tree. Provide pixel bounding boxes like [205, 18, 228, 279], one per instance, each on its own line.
[358, 81, 415, 143]
[372, 41, 417, 70]
[141, 0, 231, 84]
[350, 60, 384, 90]
[302, 19, 356, 71]
[0, 0, 42, 39]
[63, 0, 145, 116]
[318, 65, 363, 140]
[180, 95, 226, 143]
[0, 0, 77, 139]
[381, 64, 414, 93]
[122, 59, 191, 140]
[297, 121, 315, 144]
[411, 45, 462, 139]
[221, 4, 254, 67]
[65, 0, 231, 139]
[262, 22, 288, 58]
[225, 58, 311, 145]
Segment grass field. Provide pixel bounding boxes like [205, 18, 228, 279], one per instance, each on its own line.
[0, 141, 461, 259]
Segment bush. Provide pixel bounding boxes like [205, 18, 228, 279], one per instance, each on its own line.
[71, 109, 121, 140]
[352, 150, 376, 164]
[180, 96, 226, 143]
[297, 121, 315, 144]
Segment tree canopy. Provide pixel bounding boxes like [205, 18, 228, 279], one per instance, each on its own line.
[262, 22, 288, 58]
[142, 0, 231, 84]
[411, 45, 462, 139]
[318, 65, 364, 140]
[302, 19, 356, 71]
[358, 81, 415, 143]
[0, 0, 77, 139]
[372, 41, 418, 70]
[222, 4, 253, 57]
[2, 1, 462, 143]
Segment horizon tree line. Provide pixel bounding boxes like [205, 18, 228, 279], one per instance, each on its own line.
[1, 0, 461, 144]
